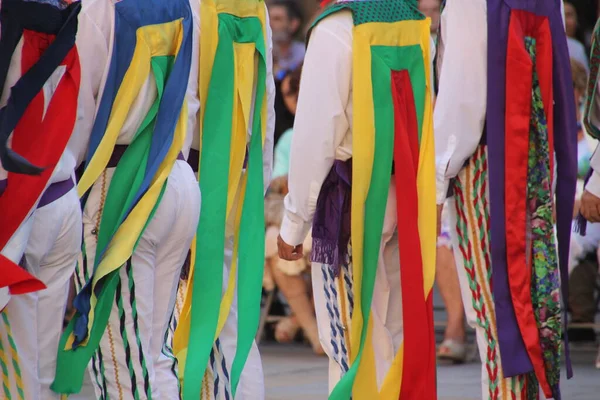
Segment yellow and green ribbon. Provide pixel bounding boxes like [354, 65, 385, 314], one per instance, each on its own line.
[173, 1, 268, 398]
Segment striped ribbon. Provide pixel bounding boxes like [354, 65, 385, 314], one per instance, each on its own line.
[52, 0, 193, 394]
[173, 1, 268, 399]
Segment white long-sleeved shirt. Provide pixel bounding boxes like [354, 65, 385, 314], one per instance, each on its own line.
[187, 2, 276, 194]
[433, 0, 487, 204]
[0, 16, 86, 184]
[434, 0, 566, 204]
[280, 10, 435, 246]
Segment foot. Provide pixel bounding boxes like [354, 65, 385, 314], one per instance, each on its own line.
[274, 316, 300, 343]
[437, 339, 467, 364]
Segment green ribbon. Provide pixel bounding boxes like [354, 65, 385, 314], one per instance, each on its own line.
[185, 14, 266, 400]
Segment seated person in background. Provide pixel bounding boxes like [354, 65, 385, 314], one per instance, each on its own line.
[264, 65, 323, 354]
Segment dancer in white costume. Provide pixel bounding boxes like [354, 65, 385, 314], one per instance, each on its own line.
[0, 1, 84, 398]
[55, 0, 200, 398]
[168, 1, 275, 398]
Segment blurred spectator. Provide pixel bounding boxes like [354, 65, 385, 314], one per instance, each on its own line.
[263, 65, 323, 354]
[269, 0, 305, 76]
[569, 58, 599, 344]
[569, 0, 599, 49]
[565, 1, 590, 74]
[272, 65, 301, 179]
[419, 0, 467, 363]
[435, 204, 467, 363]
[571, 59, 592, 179]
[269, 0, 305, 145]
[419, 0, 441, 38]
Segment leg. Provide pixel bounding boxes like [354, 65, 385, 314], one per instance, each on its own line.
[151, 161, 200, 398]
[82, 163, 198, 400]
[0, 215, 35, 398]
[436, 242, 467, 362]
[217, 239, 265, 400]
[271, 262, 321, 353]
[1, 189, 81, 400]
[450, 148, 531, 400]
[568, 258, 598, 341]
[310, 261, 345, 394]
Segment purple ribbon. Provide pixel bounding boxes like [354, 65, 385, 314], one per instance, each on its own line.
[487, 0, 576, 378]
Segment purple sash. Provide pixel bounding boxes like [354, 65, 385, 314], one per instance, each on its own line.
[487, 0, 576, 378]
[0, 176, 74, 208]
[311, 159, 352, 277]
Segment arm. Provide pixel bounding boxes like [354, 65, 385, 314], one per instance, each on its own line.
[433, 0, 487, 204]
[184, 2, 200, 159]
[263, 5, 276, 194]
[582, 83, 600, 222]
[280, 15, 352, 246]
[74, 0, 113, 167]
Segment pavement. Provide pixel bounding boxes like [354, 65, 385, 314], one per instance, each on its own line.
[262, 342, 600, 400]
[72, 340, 598, 399]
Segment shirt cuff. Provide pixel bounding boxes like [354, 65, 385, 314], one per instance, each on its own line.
[280, 212, 311, 247]
[436, 179, 450, 205]
[585, 169, 600, 198]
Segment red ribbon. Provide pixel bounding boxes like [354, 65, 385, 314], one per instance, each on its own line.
[504, 11, 553, 397]
[0, 30, 81, 295]
[391, 70, 436, 400]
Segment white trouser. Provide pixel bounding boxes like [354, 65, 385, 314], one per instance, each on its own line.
[312, 180, 402, 392]
[79, 160, 200, 400]
[448, 148, 531, 400]
[216, 239, 265, 400]
[0, 187, 81, 400]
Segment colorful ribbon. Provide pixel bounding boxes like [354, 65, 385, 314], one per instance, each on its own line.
[53, 0, 193, 393]
[486, 0, 577, 396]
[173, 1, 268, 398]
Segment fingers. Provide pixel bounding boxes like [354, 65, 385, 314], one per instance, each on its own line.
[277, 235, 304, 261]
[586, 204, 600, 223]
[581, 191, 600, 223]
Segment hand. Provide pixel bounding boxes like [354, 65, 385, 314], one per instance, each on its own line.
[436, 203, 444, 237]
[580, 190, 600, 223]
[277, 235, 303, 261]
[269, 176, 289, 195]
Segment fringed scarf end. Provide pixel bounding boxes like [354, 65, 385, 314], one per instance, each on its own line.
[312, 238, 344, 277]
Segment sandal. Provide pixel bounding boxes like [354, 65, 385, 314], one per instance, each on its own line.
[595, 347, 600, 369]
[274, 316, 300, 344]
[437, 339, 467, 364]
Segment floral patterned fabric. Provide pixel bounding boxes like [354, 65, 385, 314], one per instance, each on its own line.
[525, 37, 562, 399]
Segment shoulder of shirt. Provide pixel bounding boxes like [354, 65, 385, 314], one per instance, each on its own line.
[310, 9, 352, 47]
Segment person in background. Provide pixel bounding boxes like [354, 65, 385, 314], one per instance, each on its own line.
[419, 0, 441, 38]
[565, 1, 590, 74]
[264, 65, 323, 354]
[419, 0, 467, 364]
[569, 58, 599, 345]
[268, 0, 305, 76]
